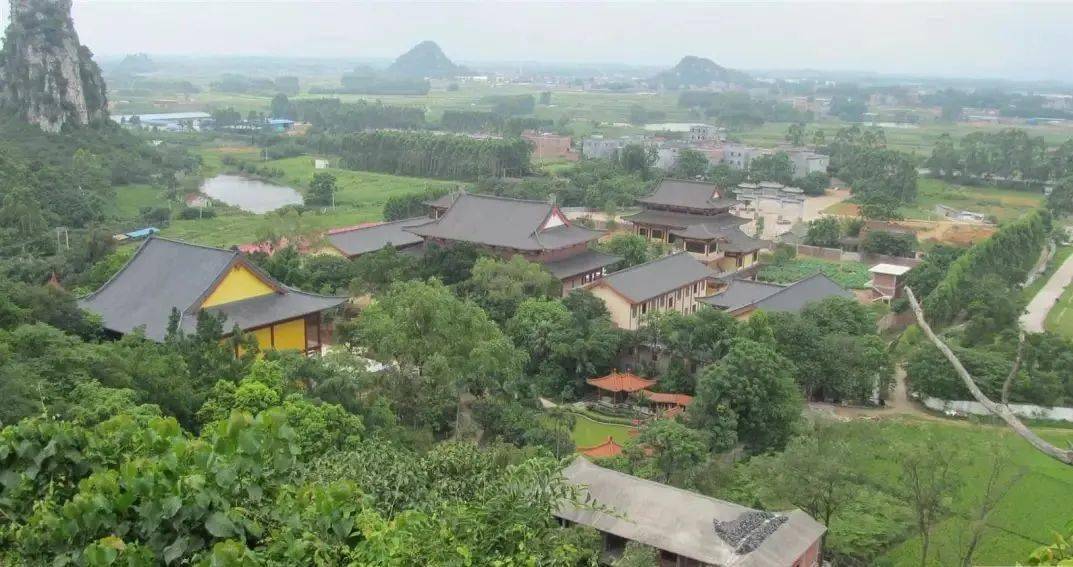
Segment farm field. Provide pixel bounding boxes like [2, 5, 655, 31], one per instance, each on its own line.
[844, 418, 1073, 566]
[899, 178, 1044, 222]
[570, 414, 633, 448]
[758, 257, 872, 289]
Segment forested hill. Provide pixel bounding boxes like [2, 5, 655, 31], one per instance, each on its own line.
[387, 40, 467, 78]
[652, 55, 752, 89]
[0, 0, 108, 132]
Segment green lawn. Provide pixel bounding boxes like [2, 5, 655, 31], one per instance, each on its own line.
[110, 184, 171, 219]
[846, 418, 1073, 566]
[571, 414, 633, 448]
[758, 257, 872, 289]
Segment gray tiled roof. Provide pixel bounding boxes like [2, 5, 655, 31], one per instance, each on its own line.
[204, 290, 345, 332]
[637, 179, 740, 211]
[542, 249, 621, 279]
[79, 237, 345, 341]
[717, 226, 770, 253]
[406, 192, 603, 251]
[425, 192, 460, 210]
[556, 458, 825, 567]
[326, 217, 427, 257]
[623, 209, 750, 231]
[596, 252, 716, 303]
[700, 273, 853, 314]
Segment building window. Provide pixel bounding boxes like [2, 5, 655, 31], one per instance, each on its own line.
[641, 303, 648, 315]
[638, 227, 649, 237]
[651, 229, 664, 241]
[693, 283, 700, 294]
[685, 240, 706, 254]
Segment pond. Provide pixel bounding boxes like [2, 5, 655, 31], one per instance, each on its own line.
[200, 174, 303, 214]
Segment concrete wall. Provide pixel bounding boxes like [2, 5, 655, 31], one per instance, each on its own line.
[924, 398, 1073, 423]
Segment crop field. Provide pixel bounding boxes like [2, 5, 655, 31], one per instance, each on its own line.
[109, 184, 171, 219]
[841, 418, 1073, 566]
[758, 257, 872, 289]
[1044, 275, 1073, 338]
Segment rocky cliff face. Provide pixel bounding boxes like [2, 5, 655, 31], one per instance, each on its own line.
[0, 0, 108, 132]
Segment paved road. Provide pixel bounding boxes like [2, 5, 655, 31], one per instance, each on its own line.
[1022, 252, 1073, 333]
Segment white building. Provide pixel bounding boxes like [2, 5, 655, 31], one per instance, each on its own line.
[787, 149, 830, 177]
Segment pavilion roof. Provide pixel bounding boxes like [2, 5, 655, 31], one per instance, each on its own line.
[578, 436, 623, 459]
[586, 370, 657, 393]
[639, 391, 694, 406]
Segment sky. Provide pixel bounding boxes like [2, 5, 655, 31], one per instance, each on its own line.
[16, 1, 1073, 81]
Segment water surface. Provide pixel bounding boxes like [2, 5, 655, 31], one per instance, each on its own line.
[200, 174, 303, 214]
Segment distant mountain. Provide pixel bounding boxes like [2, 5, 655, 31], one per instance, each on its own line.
[116, 53, 156, 75]
[652, 56, 752, 89]
[387, 41, 467, 78]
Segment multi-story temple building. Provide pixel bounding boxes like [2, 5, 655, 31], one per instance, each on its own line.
[624, 179, 767, 274]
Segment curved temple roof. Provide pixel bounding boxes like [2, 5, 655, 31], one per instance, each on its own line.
[79, 237, 346, 341]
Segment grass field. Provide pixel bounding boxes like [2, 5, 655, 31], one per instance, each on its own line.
[158, 146, 459, 247]
[571, 415, 633, 448]
[109, 184, 171, 219]
[900, 178, 1044, 222]
[1044, 271, 1073, 338]
[758, 257, 872, 289]
[841, 417, 1073, 566]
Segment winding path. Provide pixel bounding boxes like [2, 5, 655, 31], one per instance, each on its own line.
[1021, 252, 1073, 333]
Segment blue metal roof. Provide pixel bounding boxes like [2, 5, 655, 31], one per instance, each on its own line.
[125, 227, 160, 239]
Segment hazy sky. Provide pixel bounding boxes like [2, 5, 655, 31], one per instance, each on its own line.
[28, 1, 1073, 81]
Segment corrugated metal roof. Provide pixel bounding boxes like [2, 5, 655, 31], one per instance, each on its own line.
[556, 458, 825, 566]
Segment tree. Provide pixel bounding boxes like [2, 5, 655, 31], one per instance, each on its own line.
[351, 279, 526, 401]
[748, 152, 793, 184]
[746, 424, 865, 565]
[617, 143, 657, 179]
[804, 217, 841, 247]
[599, 233, 667, 269]
[689, 338, 801, 452]
[459, 256, 559, 323]
[349, 246, 418, 295]
[861, 229, 917, 257]
[795, 171, 830, 196]
[673, 148, 709, 178]
[630, 419, 707, 483]
[307, 172, 337, 207]
[269, 93, 293, 119]
[1047, 176, 1073, 216]
[896, 435, 967, 567]
[785, 123, 806, 146]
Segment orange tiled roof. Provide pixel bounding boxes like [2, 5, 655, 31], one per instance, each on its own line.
[586, 370, 656, 393]
[639, 390, 694, 406]
[578, 436, 623, 459]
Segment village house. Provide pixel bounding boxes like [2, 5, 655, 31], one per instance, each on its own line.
[785, 149, 830, 177]
[407, 191, 621, 295]
[79, 237, 346, 355]
[587, 253, 717, 330]
[699, 273, 854, 319]
[625, 179, 766, 273]
[556, 458, 825, 567]
[868, 263, 911, 302]
[521, 130, 579, 161]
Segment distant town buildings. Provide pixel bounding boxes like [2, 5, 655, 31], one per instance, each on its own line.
[112, 112, 212, 132]
[786, 149, 830, 177]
